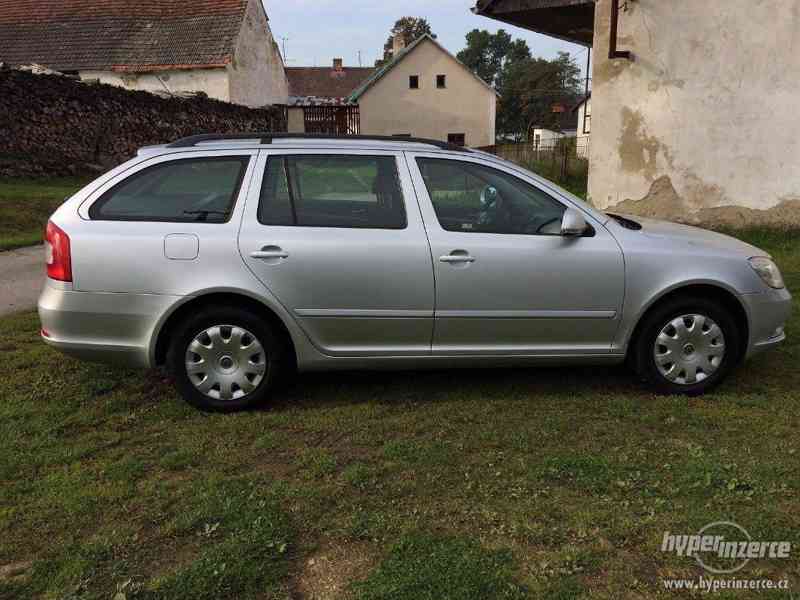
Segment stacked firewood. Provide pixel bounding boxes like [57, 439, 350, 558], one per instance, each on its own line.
[0, 67, 287, 177]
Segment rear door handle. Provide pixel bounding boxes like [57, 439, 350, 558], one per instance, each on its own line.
[439, 252, 475, 264]
[250, 246, 289, 260]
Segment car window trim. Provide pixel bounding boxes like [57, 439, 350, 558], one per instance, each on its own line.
[257, 154, 409, 231]
[88, 155, 251, 223]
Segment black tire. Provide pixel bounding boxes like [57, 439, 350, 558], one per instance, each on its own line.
[633, 296, 741, 396]
[166, 306, 286, 412]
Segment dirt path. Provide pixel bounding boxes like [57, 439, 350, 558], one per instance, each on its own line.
[0, 245, 44, 316]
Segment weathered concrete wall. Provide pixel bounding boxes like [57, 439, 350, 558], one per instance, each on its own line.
[359, 39, 497, 147]
[589, 0, 800, 222]
[228, 0, 289, 107]
[80, 68, 231, 102]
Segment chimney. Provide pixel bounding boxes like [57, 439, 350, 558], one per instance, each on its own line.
[333, 58, 343, 71]
[392, 34, 406, 56]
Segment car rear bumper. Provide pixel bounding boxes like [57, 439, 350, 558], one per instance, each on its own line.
[741, 287, 792, 359]
[37, 281, 178, 368]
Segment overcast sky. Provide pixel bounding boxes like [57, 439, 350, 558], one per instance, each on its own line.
[263, 0, 589, 76]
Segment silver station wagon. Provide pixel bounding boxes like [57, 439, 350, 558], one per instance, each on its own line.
[39, 134, 791, 411]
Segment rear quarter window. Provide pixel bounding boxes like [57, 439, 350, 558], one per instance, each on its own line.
[89, 156, 250, 222]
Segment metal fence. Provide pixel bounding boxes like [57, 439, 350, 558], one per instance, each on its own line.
[303, 105, 361, 135]
[479, 138, 589, 194]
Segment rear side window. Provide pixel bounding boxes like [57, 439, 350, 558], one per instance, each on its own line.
[90, 157, 250, 222]
[259, 155, 407, 229]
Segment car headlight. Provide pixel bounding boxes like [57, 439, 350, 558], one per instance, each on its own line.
[748, 257, 785, 289]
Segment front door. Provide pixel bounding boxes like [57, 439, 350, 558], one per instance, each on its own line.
[407, 153, 624, 356]
[239, 150, 434, 356]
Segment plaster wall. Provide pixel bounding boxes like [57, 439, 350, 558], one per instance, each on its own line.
[358, 39, 497, 147]
[589, 0, 800, 217]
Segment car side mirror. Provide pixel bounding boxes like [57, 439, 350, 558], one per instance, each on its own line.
[561, 208, 588, 237]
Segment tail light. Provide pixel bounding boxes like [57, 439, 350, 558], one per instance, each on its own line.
[45, 221, 72, 282]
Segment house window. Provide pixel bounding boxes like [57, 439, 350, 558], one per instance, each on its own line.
[409, 75, 419, 89]
[583, 100, 592, 134]
[436, 74, 446, 89]
[447, 133, 465, 147]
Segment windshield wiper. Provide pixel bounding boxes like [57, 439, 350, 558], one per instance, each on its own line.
[606, 213, 642, 231]
[183, 210, 229, 222]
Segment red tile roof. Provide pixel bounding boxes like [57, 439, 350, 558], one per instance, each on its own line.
[0, 0, 252, 72]
[286, 66, 375, 100]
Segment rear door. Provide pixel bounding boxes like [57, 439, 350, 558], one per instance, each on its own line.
[239, 150, 435, 356]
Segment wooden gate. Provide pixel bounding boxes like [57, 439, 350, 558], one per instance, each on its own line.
[303, 105, 360, 135]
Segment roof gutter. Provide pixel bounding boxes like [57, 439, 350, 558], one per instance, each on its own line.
[608, 0, 632, 60]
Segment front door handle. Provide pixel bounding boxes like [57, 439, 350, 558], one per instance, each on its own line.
[439, 252, 476, 264]
[250, 246, 289, 260]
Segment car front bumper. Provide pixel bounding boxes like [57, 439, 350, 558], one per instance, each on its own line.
[38, 280, 179, 368]
[741, 287, 792, 358]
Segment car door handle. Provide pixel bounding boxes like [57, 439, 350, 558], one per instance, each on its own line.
[439, 253, 475, 264]
[250, 247, 289, 260]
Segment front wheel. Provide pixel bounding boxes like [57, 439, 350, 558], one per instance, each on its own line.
[167, 307, 285, 412]
[633, 297, 741, 396]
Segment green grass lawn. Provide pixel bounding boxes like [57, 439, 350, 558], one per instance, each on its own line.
[1, 200, 799, 596]
[0, 178, 89, 251]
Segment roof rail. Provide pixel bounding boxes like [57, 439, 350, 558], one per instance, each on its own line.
[166, 133, 470, 152]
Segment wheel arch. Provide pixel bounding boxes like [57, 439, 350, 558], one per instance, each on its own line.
[625, 282, 750, 364]
[151, 290, 298, 369]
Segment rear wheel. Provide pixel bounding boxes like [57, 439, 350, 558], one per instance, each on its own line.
[167, 307, 285, 412]
[633, 296, 740, 396]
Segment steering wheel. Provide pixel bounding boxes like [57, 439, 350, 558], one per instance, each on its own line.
[478, 186, 507, 228]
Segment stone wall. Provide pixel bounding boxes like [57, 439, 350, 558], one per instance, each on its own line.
[0, 68, 287, 177]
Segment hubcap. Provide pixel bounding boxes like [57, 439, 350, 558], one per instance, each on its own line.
[653, 314, 726, 385]
[185, 325, 267, 401]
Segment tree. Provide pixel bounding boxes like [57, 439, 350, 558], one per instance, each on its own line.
[496, 51, 583, 140]
[377, 17, 436, 66]
[456, 29, 530, 87]
[458, 28, 584, 140]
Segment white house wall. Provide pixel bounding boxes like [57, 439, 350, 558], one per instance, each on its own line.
[358, 39, 497, 147]
[590, 0, 800, 221]
[79, 68, 231, 102]
[228, 0, 289, 107]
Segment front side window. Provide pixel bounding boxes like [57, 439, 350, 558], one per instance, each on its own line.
[416, 158, 566, 236]
[91, 157, 249, 222]
[259, 155, 407, 229]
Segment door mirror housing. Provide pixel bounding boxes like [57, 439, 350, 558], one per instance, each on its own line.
[561, 208, 588, 237]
